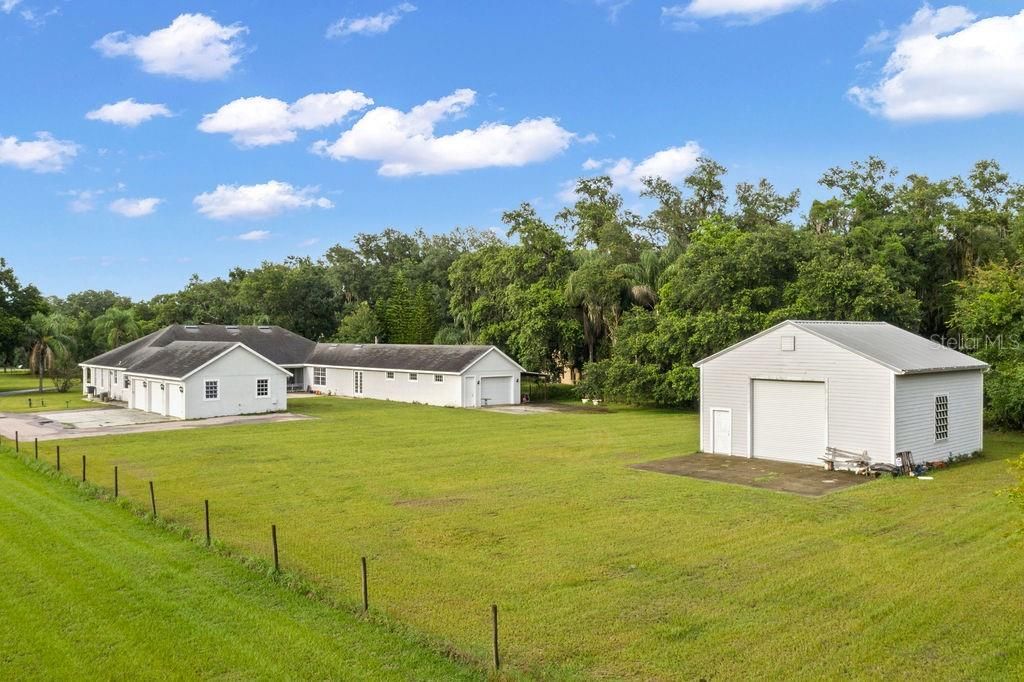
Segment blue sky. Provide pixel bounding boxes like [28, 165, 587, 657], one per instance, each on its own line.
[2, 0, 1023, 299]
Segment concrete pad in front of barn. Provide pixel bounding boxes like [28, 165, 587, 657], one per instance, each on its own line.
[631, 452, 872, 496]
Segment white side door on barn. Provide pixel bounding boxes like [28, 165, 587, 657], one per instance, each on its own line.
[480, 376, 512, 406]
[463, 376, 477, 407]
[711, 408, 732, 454]
[168, 383, 186, 418]
[752, 379, 826, 464]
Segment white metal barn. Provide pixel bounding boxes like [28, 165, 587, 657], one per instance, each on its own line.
[694, 320, 988, 466]
[81, 324, 526, 418]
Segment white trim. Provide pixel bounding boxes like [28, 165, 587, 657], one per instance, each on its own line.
[458, 346, 528, 374]
[698, 365, 705, 453]
[889, 371, 897, 464]
[182, 343, 291, 380]
[203, 378, 221, 402]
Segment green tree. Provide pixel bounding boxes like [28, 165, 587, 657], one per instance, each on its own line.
[93, 307, 141, 351]
[25, 312, 74, 392]
[331, 302, 382, 343]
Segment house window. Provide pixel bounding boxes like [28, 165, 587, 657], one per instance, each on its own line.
[385, 371, 395, 380]
[313, 367, 326, 386]
[86, 367, 91, 383]
[409, 373, 418, 382]
[256, 378, 269, 397]
[434, 374, 444, 383]
[204, 380, 219, 401]
[935, 394, 949, 441]
[354, 370, 364, 395]
[124, 376, 130, 389]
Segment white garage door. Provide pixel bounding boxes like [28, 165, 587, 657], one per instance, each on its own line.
[480, 376, 512, 406]
[752, 379, 826, 464]
[132, 379, 149, 412]
[168, 383, 185, 418]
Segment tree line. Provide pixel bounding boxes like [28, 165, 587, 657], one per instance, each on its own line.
[3, 156, 1024, 424]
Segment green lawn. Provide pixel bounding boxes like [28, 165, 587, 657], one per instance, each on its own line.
[0, 452, 479, 680]
[0, 390, 92, 413]
[31, 397, 1024, 679]
[0, 369, 45, 392]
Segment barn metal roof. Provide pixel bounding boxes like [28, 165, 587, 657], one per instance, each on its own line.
[694, 320, 989, 374]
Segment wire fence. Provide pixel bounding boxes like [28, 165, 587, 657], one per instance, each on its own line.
[0, 432, 505, 676]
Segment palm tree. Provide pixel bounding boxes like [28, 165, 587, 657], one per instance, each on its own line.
[616, 249, 673, 309]
[93, 307, 141, 350]
[25, 312, 74, 392]
[566, 254, 629, 363]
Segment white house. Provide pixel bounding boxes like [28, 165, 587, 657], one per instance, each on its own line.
[693, 320, 988, 466]
[298, 342, 525, 408]
[80, 324, 526, 419]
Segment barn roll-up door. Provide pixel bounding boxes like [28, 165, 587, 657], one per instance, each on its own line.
[752, 379, 826, 464]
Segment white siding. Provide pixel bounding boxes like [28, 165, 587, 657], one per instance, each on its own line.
[461, 350, 522, 408]
[184, 348, 287, 419]
[894, 370, 983, 462]
[700, 323, 893, 462]
[316, 366, 462, 407]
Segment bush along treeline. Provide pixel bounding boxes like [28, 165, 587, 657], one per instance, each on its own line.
[3, 156, 1024, 423]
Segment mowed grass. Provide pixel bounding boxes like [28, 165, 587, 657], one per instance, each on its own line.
[0, 370, 89, 412]
[46, 397, 1024, 679]
[0, 451, 480, 681]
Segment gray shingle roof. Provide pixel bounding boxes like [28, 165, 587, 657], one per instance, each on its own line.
[695, 320, 988, 374]
[82, 324, 524, 378]
[126, 341, 237, 379]
[83, 324, 315, 370]
[306, 343, 502, 373]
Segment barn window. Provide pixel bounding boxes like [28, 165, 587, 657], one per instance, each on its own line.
[256, 378, 269, 397]
[354, 371, 364, 395]
[385, 371, 395, 380]
[204, 380, 219, 401]
[124, 376, 130, 389]
[313, 367, 326, 386]
[935, 394, 949, 441]
[434, 374, 444, 383]
[780, 335, 796, 351]
[409, 373, 418, 382]
[86, 367, 92, 382]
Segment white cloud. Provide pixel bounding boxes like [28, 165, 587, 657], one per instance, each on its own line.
[237, 229, 271, 241]
[313, 88, 576, 176]
[109, 197, 162, 217]
[298, 237, 319, 247]
[0, 132, 78, 172]
[194, 180, 334, 220]
[94, 13, 247, 80]
[86, 98, 173, 127]
[64, 189, 102, 212]
[663, 0, 831, 24]
[327, 2, 416, 38]
[584, 141, 703, 192]
[1, 0, 21, 14]
[849, 6, 1024, 121]
[199, 90, 372, 147]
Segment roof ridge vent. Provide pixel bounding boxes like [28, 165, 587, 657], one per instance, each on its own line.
[184, 325, 199, 331]
[257, 326, 272, 332]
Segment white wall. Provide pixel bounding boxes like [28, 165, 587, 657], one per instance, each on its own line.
[894, 370, 983, 462]
[184, 348, 287, 419]
[314, 366, 463, 407]
[82, 365, 129, 401]
[699, 323, 893, 462]
[461, 350, 522, 407]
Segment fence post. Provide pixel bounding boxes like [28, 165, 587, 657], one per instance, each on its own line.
[361, 557, 369, 612]
[204, 500, 211, 546]
[492, 604, 500, 670]
[56, 446, 61, 471]
[81, 455, 86, 482]
[15, 431, 18, 452]
[34, 438, 38, 460]
[114, 466, 118, 497]
[272, 525, 279, 572]
[149, 481, 157, 517]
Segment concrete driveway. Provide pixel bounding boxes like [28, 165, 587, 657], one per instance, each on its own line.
[0, 407, 310, 442]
